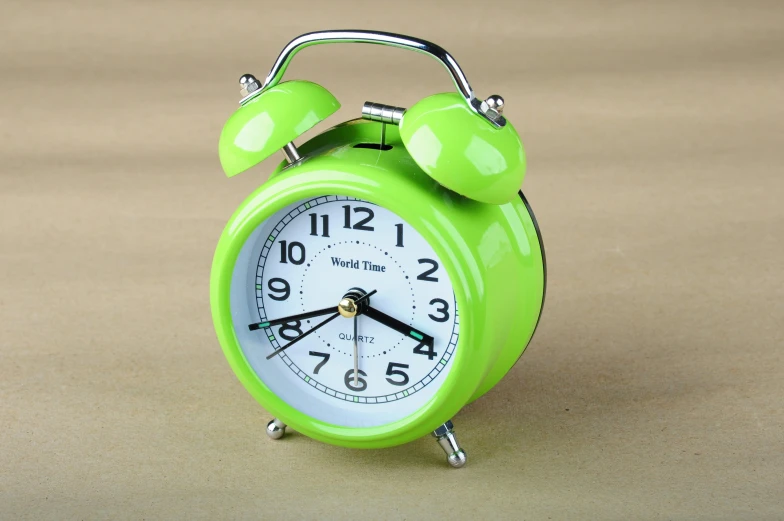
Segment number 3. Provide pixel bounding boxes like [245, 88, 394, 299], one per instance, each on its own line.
[428, 298, 450, 322]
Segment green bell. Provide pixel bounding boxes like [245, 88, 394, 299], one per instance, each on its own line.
[399, 93, 526, 205]
[218, 79, 341, 177]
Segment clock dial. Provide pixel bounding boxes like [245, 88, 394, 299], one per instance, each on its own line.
[229, 196, 458, 428]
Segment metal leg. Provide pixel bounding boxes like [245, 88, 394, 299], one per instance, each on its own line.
[266, 418, 287, 440]
[432, 420, 467, 468]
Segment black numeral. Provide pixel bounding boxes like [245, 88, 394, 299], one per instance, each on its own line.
[279, 240, 306, 265]
[343, 205, 375, 231]
[309, 213, 329, 237]
[278, 320, 303, 341]
[385, 362, 410, 386]
[395, 223, 404, 247]
[417, 259, 439, 282]
[344, 369, 368, 392]
[267, 278, 290, 301]
[428, 298, 450, 322]
[309, 351, 330, 374]
[413, 340, 437, 360]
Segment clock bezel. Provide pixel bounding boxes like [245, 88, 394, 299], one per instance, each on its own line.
[211, 162, 495, 449]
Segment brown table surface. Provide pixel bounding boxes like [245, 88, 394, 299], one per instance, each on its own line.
[2, 1, 782, 519]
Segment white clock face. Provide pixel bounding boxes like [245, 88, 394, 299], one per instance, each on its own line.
[229, 195, 458, 428]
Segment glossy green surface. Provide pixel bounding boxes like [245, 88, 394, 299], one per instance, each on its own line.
[211, 120, 544, 448]
[399, 93, 526, 205]
[218, 80, 340, 177]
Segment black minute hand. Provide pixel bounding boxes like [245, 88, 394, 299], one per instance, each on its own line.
[249, 307, 335, 331]
[363, 306, 434, 347]
[251, 290, 378, 331]
[264, 290, 378, 360]
[265, 312, 340, 360]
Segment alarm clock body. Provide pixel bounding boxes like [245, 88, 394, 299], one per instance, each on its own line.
[210, 119, 545, 449]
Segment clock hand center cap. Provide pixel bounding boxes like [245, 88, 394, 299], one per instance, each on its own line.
[338, 297, 357, 318]
[338, 287, 371, 318]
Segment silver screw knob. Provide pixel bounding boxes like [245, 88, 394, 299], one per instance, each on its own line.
[484, 95, 505, 115]
[239, 73, 261, 98]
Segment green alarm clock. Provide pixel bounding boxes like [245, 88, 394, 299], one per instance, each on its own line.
[211, 30, 546, 468]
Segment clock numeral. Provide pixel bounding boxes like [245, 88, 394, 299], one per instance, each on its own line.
[413, 340, 437, 360]
[395, 223, 404, 247]
[267, 278, 290, 301]
[309, 351, 330, 374]
[385, 362, 410, 386]
[278, 320, 303, 341]
[428, 298, 450, 322]
[417, 259, 439, 282]
[309, 213, 330, 237]
[343, 205, 375, 231]
[344, 369, 368, 392]
[279, 241, 306, 265]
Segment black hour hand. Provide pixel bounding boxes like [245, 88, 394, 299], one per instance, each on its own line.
[362, 306, 434, 347]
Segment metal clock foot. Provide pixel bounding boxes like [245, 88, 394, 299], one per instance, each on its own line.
[432, 420, 467, 468]
[266, 418, 287, 440]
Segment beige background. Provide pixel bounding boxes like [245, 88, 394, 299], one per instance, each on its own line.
[1, 0, 783, 519]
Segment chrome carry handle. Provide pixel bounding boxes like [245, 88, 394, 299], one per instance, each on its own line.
[242, 30, 506, 127]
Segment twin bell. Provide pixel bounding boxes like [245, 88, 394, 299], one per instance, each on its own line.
[218, 30, 526, 205]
